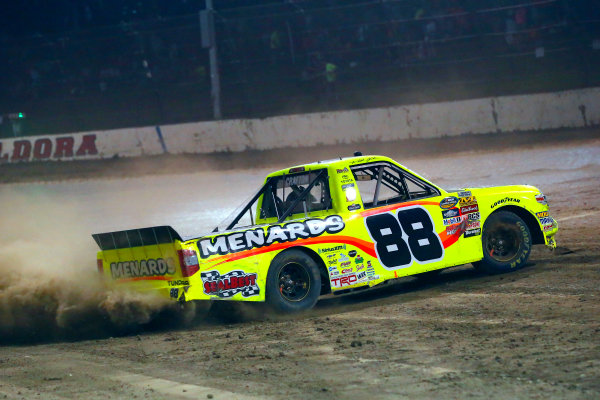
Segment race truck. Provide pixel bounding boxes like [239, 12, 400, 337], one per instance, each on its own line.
[93, 154, 558, 313]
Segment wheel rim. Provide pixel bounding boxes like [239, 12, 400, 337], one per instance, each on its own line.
[278, 262, 311, 302]
[484, 222, 521, 262]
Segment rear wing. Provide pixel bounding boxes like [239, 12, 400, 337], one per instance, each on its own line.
[92, 226, 182, 250]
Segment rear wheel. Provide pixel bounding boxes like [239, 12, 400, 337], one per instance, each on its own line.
[266, 249, 321, 313]
[473, 210, 532, 274]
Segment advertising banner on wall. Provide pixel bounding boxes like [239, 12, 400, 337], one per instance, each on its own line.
[0, 134, 100, 163]
[0, 87, 597, 164]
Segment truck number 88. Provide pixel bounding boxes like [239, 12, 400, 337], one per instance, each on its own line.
[365, 206, 444, 269]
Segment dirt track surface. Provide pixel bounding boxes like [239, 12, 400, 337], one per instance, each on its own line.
[0, 128, 599, 399]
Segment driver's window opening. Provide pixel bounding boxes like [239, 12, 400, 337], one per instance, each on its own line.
[225, 169, 332, 231]
[268, 170, 331, 220]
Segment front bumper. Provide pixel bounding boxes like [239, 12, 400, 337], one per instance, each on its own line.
[544, 218, 558, 249]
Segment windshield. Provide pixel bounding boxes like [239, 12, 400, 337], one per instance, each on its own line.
[213, 169, 331, 233]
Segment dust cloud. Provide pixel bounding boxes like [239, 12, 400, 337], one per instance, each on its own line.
[0, 188, 179, 344]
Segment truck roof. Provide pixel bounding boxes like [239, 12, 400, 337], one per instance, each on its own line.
[266, 154, 395, 178]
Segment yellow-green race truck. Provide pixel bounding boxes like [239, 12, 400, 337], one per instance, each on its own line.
[94, 154, 558, 313]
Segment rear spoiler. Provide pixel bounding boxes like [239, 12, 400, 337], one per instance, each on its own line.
[92, 226, 183, 251]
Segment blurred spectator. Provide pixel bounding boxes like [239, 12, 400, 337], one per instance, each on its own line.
[269, 28, 283, 64]
[0, 0, 594, 133]
[324, 60, 338, 105]
[505, 11, 518, 48]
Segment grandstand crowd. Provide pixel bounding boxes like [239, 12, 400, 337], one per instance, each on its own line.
[0, 1, 597, 136]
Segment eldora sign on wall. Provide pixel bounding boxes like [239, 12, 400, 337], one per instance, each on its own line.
[0, 134, 98, 163]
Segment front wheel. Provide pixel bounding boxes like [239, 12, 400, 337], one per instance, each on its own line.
[473, 210, 532, 274]
[266, 249, 321, 313]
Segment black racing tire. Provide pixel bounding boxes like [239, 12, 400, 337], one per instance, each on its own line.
[266, 249, 321, 313]
[473, 210, 532, 274]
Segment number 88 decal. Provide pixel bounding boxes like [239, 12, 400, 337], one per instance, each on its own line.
[365, 206, 444, 269]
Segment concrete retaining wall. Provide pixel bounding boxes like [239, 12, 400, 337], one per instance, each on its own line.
[1, 87, 598, 163]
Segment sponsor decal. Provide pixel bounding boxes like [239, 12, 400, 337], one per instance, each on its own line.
[343, 183, 357, 202]
[457, 190, 472, 197]
[355, 255, 364, 264]
[198, 216, 345, 259]
[535, 194, 547, 205]
[341, 268, 353, 274]
[326, 253, 337, 259]
[442, 208, 460, 219]
[200, 270, 259, 298]
[339, 253, 350, 261]
[468, 212, 480, 221]
[368, 275, 380, 281]
[459, 196, 477, 206]
[330, 270, 339, 276]
[460, 204, 479, 214]
[336, 167, 349, 174]
[340, 261, 351, 267]
[328, 266, 337, 272]
[340, 174, 354, 184]
[327, 259, 337, 266]
[367, 260, 372, 267]
[320, 244, 347, 254]
[464, 228, 481, 238]
[167, 280, 189, 286]
[539, 217, 553, 225]
[439, 196, 459, 209]
[443, 216, 463, 226]
[348, 250, 357, 257]
[0, 134, 98, 163]
[356, 271, 367, 280]
[110, 257, 176, 279]
[348, 204, 361, 211]
[446, 224, 462, 236]
[467, 220, 480, 230]
[536, 211, 549, 218]
[543, 225, 554, 232]
[170, 288, 179, 299]
[331, 273, 358, 288]
[356, 263, 365, 271]
[491, 197, 521, 208]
